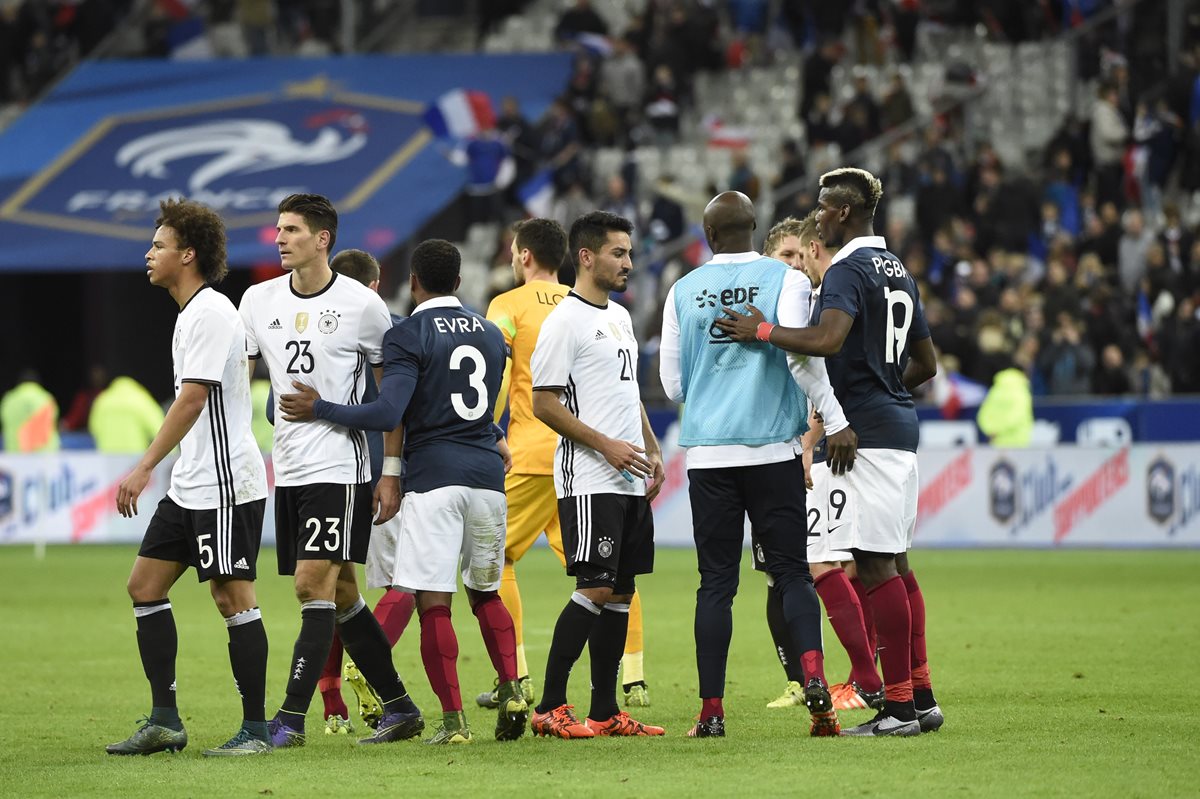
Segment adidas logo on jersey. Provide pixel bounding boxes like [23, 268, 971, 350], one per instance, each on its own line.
[595, 330, 607, 340]
[267, 318, 282, 330]
[234, 557, 249, 570]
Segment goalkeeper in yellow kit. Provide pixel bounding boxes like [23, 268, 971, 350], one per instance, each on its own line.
[475, 218, 651, 709]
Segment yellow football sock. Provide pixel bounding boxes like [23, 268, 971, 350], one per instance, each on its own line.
[498, 562, 528, 676]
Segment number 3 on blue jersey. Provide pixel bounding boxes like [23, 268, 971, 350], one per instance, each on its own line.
[884, 287, 913, 364]
[450, 344, 488, 420]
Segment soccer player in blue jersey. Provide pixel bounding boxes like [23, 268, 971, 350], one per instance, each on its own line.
[280, 239, 528, 744]
[660, 191, 857, 738]
[716, 168, 942, 736]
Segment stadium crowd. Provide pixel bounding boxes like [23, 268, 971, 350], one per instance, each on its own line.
[4, 0, 1200, 423]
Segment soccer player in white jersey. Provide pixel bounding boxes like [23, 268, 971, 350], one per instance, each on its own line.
[107, 199, 271, 757]
[238, 193, 423, 747]
[527, 211, 666, 739]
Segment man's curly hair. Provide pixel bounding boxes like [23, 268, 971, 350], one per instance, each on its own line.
[156, 198, 228, 284]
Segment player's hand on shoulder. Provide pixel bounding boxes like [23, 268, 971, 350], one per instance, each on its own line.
[825, 425, 858, 476]
[373, 476, 401, 525]
[116, 464, 153, 518]
[280, 381, 321, 422]
[714, 303, 766, 342]
[598, 436, 654, 480]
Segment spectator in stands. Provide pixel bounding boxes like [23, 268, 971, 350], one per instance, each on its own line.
[1158, 204, 1191, 278]
[1117, 208, 1155, 293]
[1044, 148, 1083, 238]
[1158, 298, 1200, 392]
[727, 149, 760, 203]
[208, 0, 250, 58]
[239, 0, 274, 55]
[881, 70, 915, 130]
[976, 356, 1033, 447]
[803, 92, 837, 147]
[600, 36, 645, 145]
[772, 140, 807, 220]
[60, 365, 108, 433]
[452, 123, 513, 226]
[800, 38, 841, 117]
[1090, 82, 1129, 209]
[554, 0, 607, 44]
[643, 64, 681, 146]
[1093, 344, 1133, 396]
[536, 98, 583, 188]
[844, 69, 881, 139]
[89, 376, 165, 454]
[0, 370, 59, 453]
[600, 174, 639, 230]
[647, 175, 686, 243]
[1039, 312, 1095, 396]
[497, 95, 538, 186]
[916, 164, 960, 245]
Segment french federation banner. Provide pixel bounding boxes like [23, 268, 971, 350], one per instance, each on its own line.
[3, 443, 1198, 547]
[0, 54, 571, 271]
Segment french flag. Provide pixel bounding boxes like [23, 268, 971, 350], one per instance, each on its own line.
[517, 169, 555, 218]
[424, 89, 497, 140]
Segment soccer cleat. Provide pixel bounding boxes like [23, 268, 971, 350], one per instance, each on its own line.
[586, 711, 665, 736]
[343, 660, 383, 730]
[917, 704, 945, 733]
[267, 716, 306, 748]
[842, 709, 922, 737]
[804, 678, 842, 737]
[687, 715, 725, 738]
[766, 680, 805, 708]
[494, 679, 529, 741]
[106, 718, 187, 755]
[831, 681, 886, 711]
[623, 682, 651, 707]
[324, 714, 353, 735]
[425, 711, 472, 745]
[530, 704, 595, 739]
[358, 701, 425, 744]
[202, 726, 272, 757]
[477, 675, 535, 710]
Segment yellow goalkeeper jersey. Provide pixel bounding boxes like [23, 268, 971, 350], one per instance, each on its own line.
[486, 280, 569, 475]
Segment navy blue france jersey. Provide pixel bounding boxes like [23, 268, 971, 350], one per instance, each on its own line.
[383, 299, 508, 494]
[817, 238, 930, 452]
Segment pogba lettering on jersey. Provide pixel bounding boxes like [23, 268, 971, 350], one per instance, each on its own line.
[433, 316, 486, 334]
[870, 255, 909, 278]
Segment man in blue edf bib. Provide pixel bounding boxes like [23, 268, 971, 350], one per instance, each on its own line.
[659, 191, 858, 738]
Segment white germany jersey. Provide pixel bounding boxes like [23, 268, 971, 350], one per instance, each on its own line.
[531, 292, 645, 499]
[169, 287, 268, 509]
[239, 272, 392, 487]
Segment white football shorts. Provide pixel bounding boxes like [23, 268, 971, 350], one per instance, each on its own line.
[824, 448, 918, 555]
[391, 485, 507, 593]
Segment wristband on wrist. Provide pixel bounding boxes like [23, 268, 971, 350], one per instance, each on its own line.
[756, 322, 776, 342]
[382, 456, 402, 477]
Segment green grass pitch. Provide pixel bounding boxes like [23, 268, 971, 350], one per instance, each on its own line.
[2, 545, 1197, 797]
